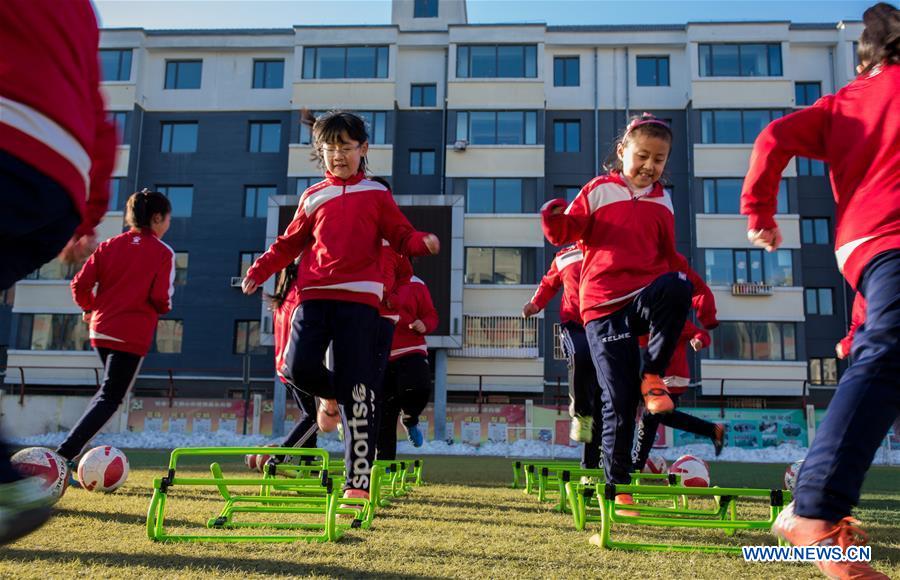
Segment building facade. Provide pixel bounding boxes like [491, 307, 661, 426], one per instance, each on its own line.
[2, 0, 863, 408]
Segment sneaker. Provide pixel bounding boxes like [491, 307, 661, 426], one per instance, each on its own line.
[66, 460, 81, 489]
[405, 424, 424, 448]
[640, 374, 673, 415]
[712, 423, 725, 457]
[570, 415, 593, 443]
[614, 493, 639, 517]
[0, 477, 54, 545]
[773, 502, 889, 580]
[317, 399, 340, 433]
[340, 488, 370, 511]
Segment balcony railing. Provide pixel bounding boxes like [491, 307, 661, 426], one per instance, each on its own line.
[731, 282, 774, 296]
[448, 315, 540, 358]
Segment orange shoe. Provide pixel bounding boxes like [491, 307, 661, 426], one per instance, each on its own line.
[340, 488, 370, 511]
[317, 398, 340, 433]
[614, 493, 639, 517]
[773, 502, 889, 579]
[641, 374, 674, 414]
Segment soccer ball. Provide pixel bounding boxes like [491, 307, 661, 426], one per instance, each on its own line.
[245, 453, 260, 471]
[784, 459, 804, 491]
[77, 446, 129, 492]
[669, 454, 711, 487]
[642, 455, 668, 475]
[11, 447, 68, 501]
[255, 453, 274, 473]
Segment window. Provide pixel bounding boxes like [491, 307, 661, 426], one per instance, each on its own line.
[636, 56, 670, 86]
[466, 179, 536, 213]
[456, 45, 537, 78]
[252, 59, 285, 89]
[703, 178, 788, 213]
[797, 157, 826, 176]
[410, 83, 437, 107]
[100, 49, 132, 82]
[409, 150, 436, 176]
[1, 288, 13, 307]
[249, 122, 281, 153]
[244, 186, 277, 218]
[14, 313, 91, 351]
[465, 247, 537, 285]
[109, 178, 123, 211]
[809, 357, 838, 385]
[414, 0, 438, 18]
[707, 321, 797, 361]
[164, 60, 202, 89]
[553, 56, 579, 87]
[699, 43, 782, 77]
[553, 120, 580, 153]
[462, 315, 539, 352]
[108, 111, 128, 143]
[160, 122, 198, 153]
[801, 218, 830, 244]
[795, 82, 822, 107]
[704, 249, 793, 286]
[25, 258, 81, 281]
[174, 253, 189, 286]
[155, 320, 183, 354]
[239, 252, 264, 277]
[805, 288, 834, 316]
[555, 186, 581, 205]
[700, 110, 783, 144]
[299, 111, 388, 144]
[302, 46, 389, 79]
[234, 320, 267, 355]
[456, 111, 538, 145]
[295, 177, 318, 194]
[156, 185, 193, 217]
[852, 41, 860, 73]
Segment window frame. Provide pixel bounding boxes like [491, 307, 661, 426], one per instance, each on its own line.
[409, 149, 436, 176]
[234, 320, 267, 355]
[410, 83, 438, 107]
[809, 357, 839, 385]
[794, 81, 822, 107]
[100, 49, 133, 82]
[456, 44, 538, 79]
[707, 321, 798, 361]
[553, 56, 580, 87]
[704, 248, 794, 287]
[239, 251, 264, 277]
[553, 120, 581, 153]
[248, 121, 282, 153]
[800, 217, 831, 244]
[302, 46, 389, 80]
[164, 59, 203, 90]
[160, 121, 199, 154]
[413, 0, 438, 18]
[699, 43, 783, 77]
[155, 185, 194, 218]
[154, 319, 184, 354]
[703, 178, 788, 214]
[244, 185, 278, 218]
[699, 109, 784, 144]
[636, 55, 670, 86]
[456, 110, 538, 145]
[252, 59, 285, 89]
[466, 179, 534, 214]
[464, 246, 537, 285]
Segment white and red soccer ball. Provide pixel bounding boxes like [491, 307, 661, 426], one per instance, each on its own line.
[784, 459, 804, 491]
[11, 447, 68, 501]
[78, 446, 129, 492]
[642, 455, 668, 475]
[669, 454, 711, 487]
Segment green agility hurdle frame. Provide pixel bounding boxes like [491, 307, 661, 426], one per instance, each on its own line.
[146, 447, 384, 542]
[565, 471, 682, 529]
[589, 482, 792, 553]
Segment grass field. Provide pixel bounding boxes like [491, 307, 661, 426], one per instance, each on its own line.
[1, 451, 898, 579]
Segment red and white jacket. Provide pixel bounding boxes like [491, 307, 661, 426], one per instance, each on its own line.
[639, 321, 711, 393]
[0, 0, 116, 239]
[741, 64, 900, 290]
[530, 245, 584, 326]
[273, 283, 301, 384]
[378, 241, 402, 323]
[389, 258, 438, 361]
[838, 292, 867, 356]
[71, 229, 176, 356]
[542, 172, 710, 325]
[246, 172, 432, 310]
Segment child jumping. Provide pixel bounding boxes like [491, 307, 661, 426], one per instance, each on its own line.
[741, 4, 897, 577]
[58, 191, 175, 472]
[542, 113, 701, 510]
[242, 111, 439, 500]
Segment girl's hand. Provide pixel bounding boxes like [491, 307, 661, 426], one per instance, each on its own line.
[241, 277, 259, 295]
[522, 302, 540, 318]
[59, 234, 96, 264]
[835, 342, 847, 360]
[747, 227, 782, 252]
[409, 320, 426, 334]
[423, 234, 440, 255]
[82, 312, 92, 324]
[690, 338, 704, 352]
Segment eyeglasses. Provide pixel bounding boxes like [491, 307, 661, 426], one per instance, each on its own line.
[320, 144, 361, 156]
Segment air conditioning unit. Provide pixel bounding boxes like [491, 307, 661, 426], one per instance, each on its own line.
[453, 139, 468, 151]
[230, 276, 243, 288]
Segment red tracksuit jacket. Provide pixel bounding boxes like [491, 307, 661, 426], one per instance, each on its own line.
[839, 292, 867, 355]
[542, 172, 713, 325]
[0, 0, 116, 239]
[273, 283, 301, 384]
[71, 229, 176, 356]
[741, 64, 900, 290]
[530, 245, 584, 326]
[388, 259, 438, 361]
[246, 172, 431, 310]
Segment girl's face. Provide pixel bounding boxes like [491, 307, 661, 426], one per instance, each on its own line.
[321, 131, 368, 180]
[152, 212, 171, 238]
[617, 132, 671, 190]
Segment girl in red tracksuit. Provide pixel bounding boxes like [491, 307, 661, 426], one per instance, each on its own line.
[243, 111, 439, 499]
[632, 319, 725, 472]
[376, 256, 438, 460]
[743, 5, 898, 577]
[542, 113, 701, 502]
[57, 191, 175, 467]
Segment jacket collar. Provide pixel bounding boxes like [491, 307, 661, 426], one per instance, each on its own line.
[325, 170, 365, 187]
[609, 170, 665, 198]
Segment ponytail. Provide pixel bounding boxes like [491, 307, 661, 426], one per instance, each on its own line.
[125, 189, 171, 230]
[266, 262, 299, 310]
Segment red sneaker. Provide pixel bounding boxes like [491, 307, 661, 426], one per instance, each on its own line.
[317, 398, 340, 433]
[641, 374, 674, 414]
[773, 502, 889, 579]
[614, 493, 639, 517]
[340, 488, 370, 511]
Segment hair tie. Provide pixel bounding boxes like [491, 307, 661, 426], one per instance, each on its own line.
[625, 113, 671, 137]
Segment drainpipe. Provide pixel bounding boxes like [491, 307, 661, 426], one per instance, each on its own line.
[593, 47, 599, 175]
[624, 47, 630, 120]
[440, 47, 449, 196]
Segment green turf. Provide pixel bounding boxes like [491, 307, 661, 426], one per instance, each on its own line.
[1, 451, 897, 579]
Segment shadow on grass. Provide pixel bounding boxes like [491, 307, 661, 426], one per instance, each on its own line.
[0, 547, 440, 579]
[54, 508, 196, 530]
